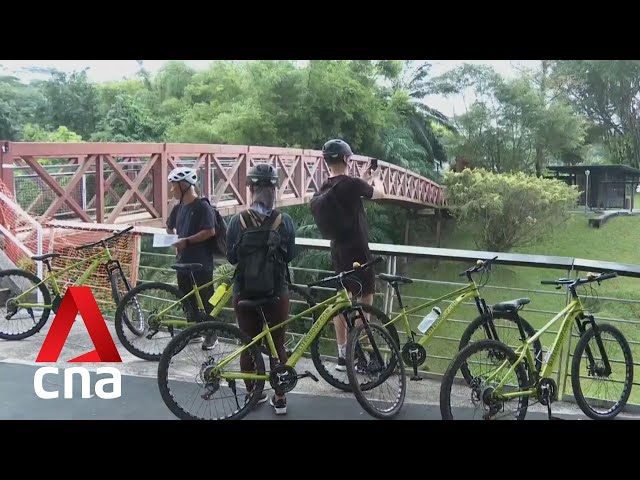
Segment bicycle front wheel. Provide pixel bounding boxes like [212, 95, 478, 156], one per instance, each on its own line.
[346, 322, 406, 419]
[310, 302, 399, 392]
[571, 323, 633, 420]
[440, 339, 529, 420]
[115, 281, 193, 361]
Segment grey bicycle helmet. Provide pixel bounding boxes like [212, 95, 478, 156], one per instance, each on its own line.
[322, 139, 353, 160]
[248, 163, 279, 187]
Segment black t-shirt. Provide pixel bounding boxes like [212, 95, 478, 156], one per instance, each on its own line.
[167, 199, 217, 271]
[318, 175, 373, 251]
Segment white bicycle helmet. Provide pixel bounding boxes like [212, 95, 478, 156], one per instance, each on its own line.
[168, 167, 198, 185]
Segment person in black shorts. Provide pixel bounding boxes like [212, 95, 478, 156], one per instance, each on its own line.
[166, 167, 218, 350]
[317, 139, 385, 371]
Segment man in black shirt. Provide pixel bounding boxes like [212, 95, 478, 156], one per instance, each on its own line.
[166, 167, 217, 349]
[316, 139, 385, 370]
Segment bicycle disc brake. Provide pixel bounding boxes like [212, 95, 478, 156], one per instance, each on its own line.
[199, 361, 221, 400]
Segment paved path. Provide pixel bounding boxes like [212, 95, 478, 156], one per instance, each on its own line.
[0, 363, 598, 420]
[1, 316, 637, 420]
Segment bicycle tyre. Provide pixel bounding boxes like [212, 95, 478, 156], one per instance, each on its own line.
[310, 302, 399, 392]
[108, 265, 143, 335]
[571, 323, 633, 420]
[346, 322, 406, 419]
[0, 269, 51, 340]
[459, 311, 542, 383]
[158, 321, 265, 421]
[114, 281, 193, 361]
[440, 339, 529, 420]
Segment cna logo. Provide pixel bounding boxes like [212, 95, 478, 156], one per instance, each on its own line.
[33, 287, 123, 400]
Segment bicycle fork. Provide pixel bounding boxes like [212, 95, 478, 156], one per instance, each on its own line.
[576, 314, 612, 376]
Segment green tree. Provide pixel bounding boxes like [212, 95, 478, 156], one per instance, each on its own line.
[443, 168, 579, 252]
[550, 60, 640, 168]
[21, 124, 83, 142]
[433, 63, 586, 175]
[91, 94, 159, 142]
[0, 76, 47, 140]
[37, 69, 99, 139]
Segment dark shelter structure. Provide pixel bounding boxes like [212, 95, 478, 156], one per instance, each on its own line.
[546, 165, 640, 211]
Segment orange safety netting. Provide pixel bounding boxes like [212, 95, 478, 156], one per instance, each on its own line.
[0, 178, 140, 315]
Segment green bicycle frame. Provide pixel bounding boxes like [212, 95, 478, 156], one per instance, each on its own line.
[146, 274, 235, 329]
[15, 247, 113, 309]
[214, 287, 354, 382]
[385, 281, 482, 346]
[488, 299, 583, 400]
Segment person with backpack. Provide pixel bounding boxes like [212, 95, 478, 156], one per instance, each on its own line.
[226, 163, 297, 414]
[310, 139, 385, 371]
[166, 166, 223, 350]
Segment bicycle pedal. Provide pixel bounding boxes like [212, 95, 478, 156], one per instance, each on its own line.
[300, 370, 319, 382]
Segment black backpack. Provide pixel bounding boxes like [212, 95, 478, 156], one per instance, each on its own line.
[235, 209, 287, 299]
[193, 197, 227, 257]
[310, 177, 352, 241]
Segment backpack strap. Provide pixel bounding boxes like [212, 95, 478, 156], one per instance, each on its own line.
[239, 210, 258, 230]
[240, 209, 282, 231]
[270, 212, 282, 231]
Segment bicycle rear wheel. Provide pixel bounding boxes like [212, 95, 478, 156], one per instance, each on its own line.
[440, 339, 529, 420]
[346, 322, 406, 419]
[0, 269, 51, 340]
[571, 323, 633, 420]
[459, 311, 542, 383]
[158, 321, 266, 421]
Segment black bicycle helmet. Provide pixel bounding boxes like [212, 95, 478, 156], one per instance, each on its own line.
[322, 139, 353, 160]
[248, 163, 279, 187]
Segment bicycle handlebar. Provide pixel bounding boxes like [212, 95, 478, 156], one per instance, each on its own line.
[541, 271, 618, 288]
[459, 256, 499, 277]
[75, 226, 135, 251]
[306, 256, 384, 288]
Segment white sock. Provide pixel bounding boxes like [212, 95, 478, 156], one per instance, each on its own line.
[338, 343, 346, 358]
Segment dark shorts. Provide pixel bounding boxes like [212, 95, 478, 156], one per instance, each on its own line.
[331, 245, 375, 296]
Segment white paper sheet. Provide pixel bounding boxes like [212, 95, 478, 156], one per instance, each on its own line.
[153, 234, 179, 248]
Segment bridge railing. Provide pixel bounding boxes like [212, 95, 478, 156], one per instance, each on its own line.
[125, 228, 640, 413]
[0, 142, 445, 228]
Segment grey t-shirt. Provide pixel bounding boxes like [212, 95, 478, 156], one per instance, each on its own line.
[167, 199, 217, 271]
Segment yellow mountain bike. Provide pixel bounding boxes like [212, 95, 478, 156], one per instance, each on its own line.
[0, 226, 135, 340]
[156, 257, 407, 420]
[319, 257, 543, 391]
[439, 271, 634, 420]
